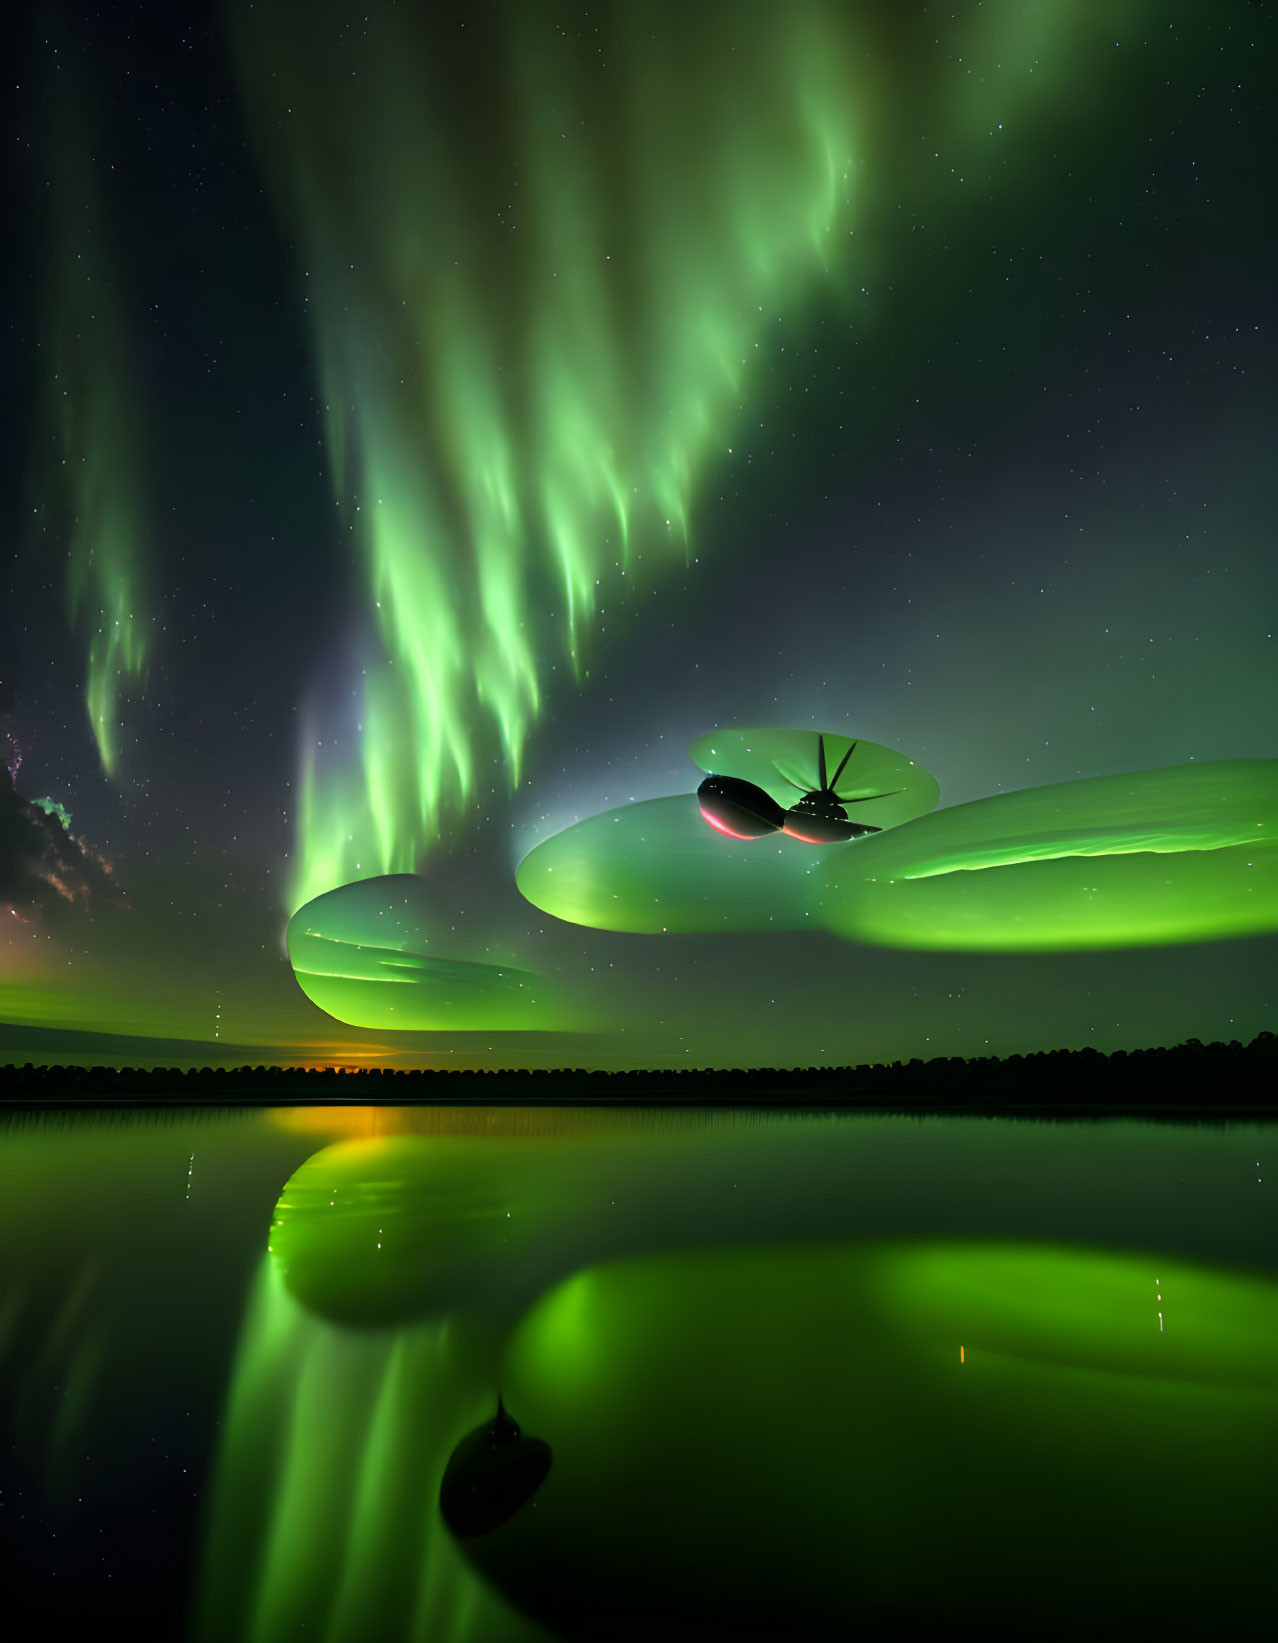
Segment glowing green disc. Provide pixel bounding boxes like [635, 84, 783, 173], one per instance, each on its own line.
[812, 760, 1278, 950]
[515, 795, 816, 933]
[516, 761, 1278, 949]
[287, 873, 561, 1030]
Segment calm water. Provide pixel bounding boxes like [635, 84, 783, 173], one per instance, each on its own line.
[0, 1104, 1273, 1640]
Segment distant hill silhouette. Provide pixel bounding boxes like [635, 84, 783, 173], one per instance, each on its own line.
[2, 1034, 1274, 1112]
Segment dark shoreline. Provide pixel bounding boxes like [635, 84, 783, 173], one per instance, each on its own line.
[3, 1101, 1273, 1123]
[3, 1033, 1274, 1116]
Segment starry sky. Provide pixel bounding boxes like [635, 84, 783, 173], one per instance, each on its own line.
[2, 0, 1275, 1070]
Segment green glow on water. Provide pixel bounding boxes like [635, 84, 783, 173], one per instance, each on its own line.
[176, 1112, 1276, 1638]
[286, 874, 574, 1032]
[516, 761, 1278, 948]
[45, 71, 150, 779]
[226, 1, 860, 910]
[869, 1242, 1277, 1390]
[196, 1259, 539, 1643]
[205, 1236, 1276, 1642]
[268, 1137, 549, 1328]
[488, 1240, 1277, 1636]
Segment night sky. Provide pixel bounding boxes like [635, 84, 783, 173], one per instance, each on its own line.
[3, 0, 1275, 1069]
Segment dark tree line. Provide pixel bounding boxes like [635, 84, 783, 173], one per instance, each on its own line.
[2, 1033, 1274, 1110]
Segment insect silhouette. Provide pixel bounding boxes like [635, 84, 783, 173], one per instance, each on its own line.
[697, 733, 903, 844]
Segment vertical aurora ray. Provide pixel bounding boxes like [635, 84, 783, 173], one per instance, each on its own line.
[44, 68, 151, 780]
[227, 1, 860, 911]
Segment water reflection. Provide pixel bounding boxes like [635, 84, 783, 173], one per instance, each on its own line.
[440, 1399, 552, 1539]
[190, 1113, 1276, 1640]
[0, 1107, 1272, 1639]
[197, 1263, 515, 1643]
[471, 1242, 1275, 1639]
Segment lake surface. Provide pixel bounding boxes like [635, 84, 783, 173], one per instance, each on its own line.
[1, 1104, 1273, 1640]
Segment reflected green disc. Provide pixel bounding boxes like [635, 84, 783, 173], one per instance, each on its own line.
[467, 1241, 1277, 1638]
[269, 1138, 544, 1326]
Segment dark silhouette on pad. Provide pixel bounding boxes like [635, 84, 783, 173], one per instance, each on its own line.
[698, 733, 903, 843]
[695, 773, 786, 839]
[439, 1397, 552, 1537]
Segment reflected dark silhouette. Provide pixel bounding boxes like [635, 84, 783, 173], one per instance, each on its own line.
[440, 1398, 552, 1538]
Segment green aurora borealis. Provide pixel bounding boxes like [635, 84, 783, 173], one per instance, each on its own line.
[44, 58, 152, 780]
[230, 0, 860, 911]
[3, 0, 1276, 1067]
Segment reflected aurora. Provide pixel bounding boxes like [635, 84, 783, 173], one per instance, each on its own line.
[201, 1229, 1277, 1641]
[196, 1260, 528, 1643]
